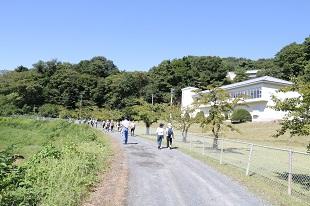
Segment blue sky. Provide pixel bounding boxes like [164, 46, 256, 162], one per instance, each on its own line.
[0, 0, 309, 71]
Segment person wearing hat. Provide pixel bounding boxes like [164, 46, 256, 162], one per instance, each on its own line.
[156, 123, 165, 149]
[165, 123, 174, 149]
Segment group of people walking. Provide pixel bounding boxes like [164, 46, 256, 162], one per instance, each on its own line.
[84, 118, 136, 135]
[119, 118, 175, 150]
[156, 123, 174, 149]
[85, 117, 175, 150]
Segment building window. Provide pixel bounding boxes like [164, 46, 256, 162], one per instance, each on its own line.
[229, 87, 261, 99]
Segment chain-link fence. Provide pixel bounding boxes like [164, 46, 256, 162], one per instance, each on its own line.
[135, 127, 310, 205]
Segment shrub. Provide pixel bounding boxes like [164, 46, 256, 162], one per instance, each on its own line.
[38, 104, 60, 118]
[231, 109, 252, 123]
[195, 111, 205, 122]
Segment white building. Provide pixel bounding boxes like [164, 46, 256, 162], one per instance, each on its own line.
[226, 70, 259, 81]
[181, 76, 299, 122]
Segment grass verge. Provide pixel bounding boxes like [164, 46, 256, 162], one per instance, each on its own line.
[0, 117, 112, 206]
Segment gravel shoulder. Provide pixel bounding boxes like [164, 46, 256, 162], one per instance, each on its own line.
[83, 133, 128, 206]
[110, 133, 270, 206]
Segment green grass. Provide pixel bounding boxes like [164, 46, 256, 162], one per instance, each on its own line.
[189, 121, 310, 151]
[137, 121, 310, 151]
[0, 117, 112, 206]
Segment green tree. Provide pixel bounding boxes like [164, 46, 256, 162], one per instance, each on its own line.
[255, 59, 281, 78]
[195, 87, 240, 148]
[15, 65, 29, 72]
[272, 80, 310, 141]
[93, 72, 149, 108]
[38, 104, 61, 118]
[275, 43, 306, 80]
[131, 100, 160, 135]
[234, 67, 248, 82]
[162, 105, 198, 142]
[147, 56, 229, 104]
[0, 93, 21, 115]
[76, 56, 119, 78]
[33, 59, 60, 76]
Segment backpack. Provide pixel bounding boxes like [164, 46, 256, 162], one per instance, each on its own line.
[167, 128, 173, 136]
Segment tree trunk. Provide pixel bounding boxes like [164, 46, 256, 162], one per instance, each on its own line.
[146, 126, 150, 135]
[212, 136, 218, 149]
[181, 124, 186, 142]
[182, 130, 188, 142]
[212, 124, 220, 149]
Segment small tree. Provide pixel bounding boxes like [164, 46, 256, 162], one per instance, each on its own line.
[195, 87, 240, 149]
[163, 105, 197, 142]
[272, 80, 310, 150]
[131, 99, 159, 135]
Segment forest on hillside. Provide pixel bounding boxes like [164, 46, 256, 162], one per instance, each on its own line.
[0, 36, 309, 118]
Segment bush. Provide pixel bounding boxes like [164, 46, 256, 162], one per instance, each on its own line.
[195, 111, 205, 122]
[38, 104, 60, 118]
[231, 109, 252, 123]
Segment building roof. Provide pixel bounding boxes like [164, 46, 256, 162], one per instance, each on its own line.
[245, 70, 259, 74]
[220, 76, 292, 90]
[186, 76, 293, 96]
[181, 86, 198, 91]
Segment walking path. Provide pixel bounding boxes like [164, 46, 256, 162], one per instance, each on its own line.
[110, 133, 270, 206]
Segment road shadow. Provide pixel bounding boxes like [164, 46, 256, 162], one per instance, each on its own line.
[198, 146, 245, 155]
[275, 172, 310, 190]
[161, 146, 178, 150]
[126, 142, 138, 145]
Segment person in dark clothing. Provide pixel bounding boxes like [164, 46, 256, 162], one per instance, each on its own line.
[165, 123, 174, 149]
[130, 121, 135, 136]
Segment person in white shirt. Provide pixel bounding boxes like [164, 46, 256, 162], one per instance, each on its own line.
[156, 123, 165, 149]
[121, 118, 130, 144]
[165, 123, 174, 149]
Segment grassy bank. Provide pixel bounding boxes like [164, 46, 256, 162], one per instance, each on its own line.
[0, 117, 111, 206]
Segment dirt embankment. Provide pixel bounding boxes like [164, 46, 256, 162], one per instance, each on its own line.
[83, 135, 128, 206]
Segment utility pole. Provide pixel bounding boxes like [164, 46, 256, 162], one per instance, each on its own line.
[151, 94, 154, 105]
[79, 93, 83, 119]
[170, 88, 174, 106]
[170, 88, 175, 119]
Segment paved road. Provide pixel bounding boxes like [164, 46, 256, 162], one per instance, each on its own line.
[110, 133, 270, 206]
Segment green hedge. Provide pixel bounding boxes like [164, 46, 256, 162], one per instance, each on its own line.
[231, 109, 252, 123]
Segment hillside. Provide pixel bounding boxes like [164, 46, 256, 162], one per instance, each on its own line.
[0, 36, 309, 118]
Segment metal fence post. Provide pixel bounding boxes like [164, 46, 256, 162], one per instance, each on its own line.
[203, 140, 205, 155]
[288, 149, 293, 195]
[190, 135, 192, 152]
[246, 144, 254, 176]
[220, 139, 224, 164]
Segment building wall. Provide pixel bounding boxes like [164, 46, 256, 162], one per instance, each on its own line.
[181, 87, 197, 108]
[182, 82, 299, 122]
